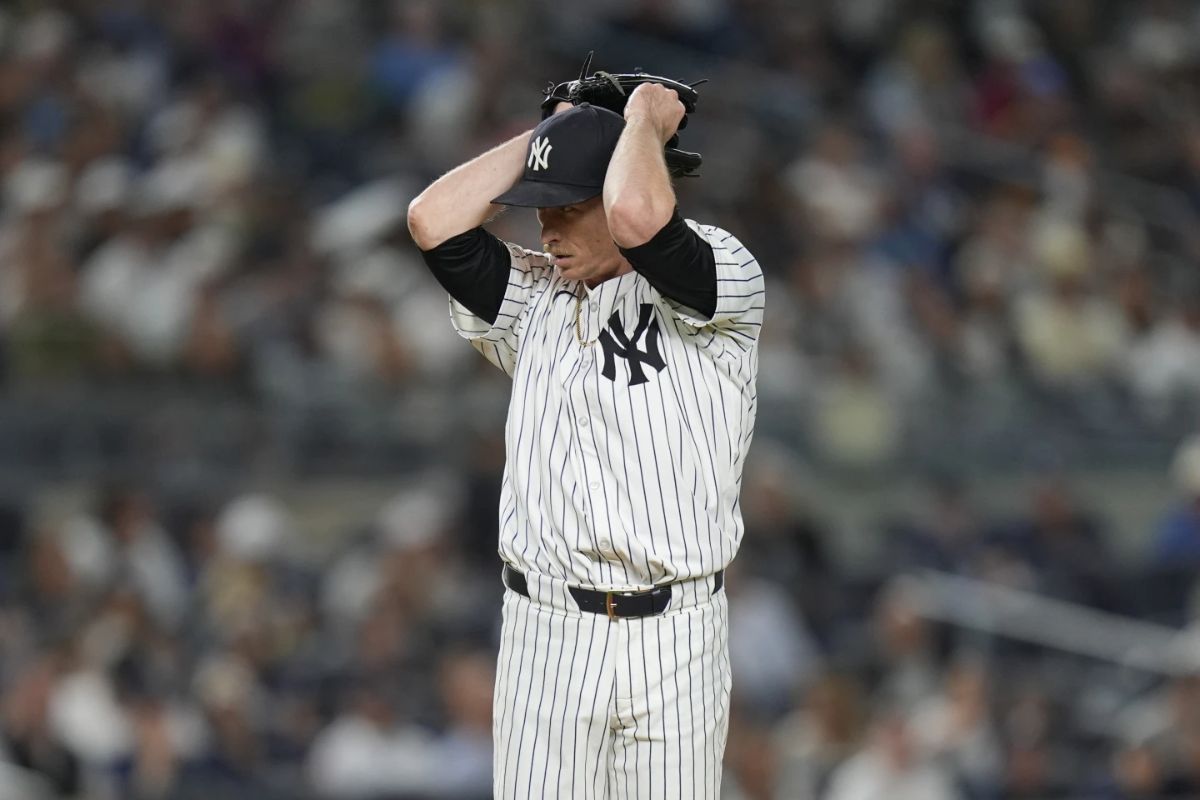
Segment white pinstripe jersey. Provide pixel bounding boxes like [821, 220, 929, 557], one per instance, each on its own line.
[450, 219, 762, 590]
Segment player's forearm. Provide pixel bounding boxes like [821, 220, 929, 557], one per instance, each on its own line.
[604, 116, 677, 248]
[407, 130, 533, 251]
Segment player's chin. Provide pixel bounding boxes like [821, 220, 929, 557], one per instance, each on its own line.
[554, 258, 582, 278]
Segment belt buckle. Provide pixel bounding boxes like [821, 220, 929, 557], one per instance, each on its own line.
[605, 591, 617, 620]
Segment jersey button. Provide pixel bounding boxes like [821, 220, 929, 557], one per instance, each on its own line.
[578, 417, 589, 428]
[599, 538, 611, 550]
[589, 481, 600, 490]
[590, 302, 599, 313]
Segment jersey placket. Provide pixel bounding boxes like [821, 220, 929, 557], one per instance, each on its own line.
[567, 280, 622, 575]
[591, 274, 642, 578]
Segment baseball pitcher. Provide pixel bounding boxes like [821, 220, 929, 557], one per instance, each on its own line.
[407, 58, 763, 799]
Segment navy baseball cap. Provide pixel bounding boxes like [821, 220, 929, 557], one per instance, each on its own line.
[492, 104, 626, 208]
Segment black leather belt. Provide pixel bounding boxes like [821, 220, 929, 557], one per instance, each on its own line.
[503, 565, 724, 620]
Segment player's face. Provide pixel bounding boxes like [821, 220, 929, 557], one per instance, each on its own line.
[538, 196, 629, 286]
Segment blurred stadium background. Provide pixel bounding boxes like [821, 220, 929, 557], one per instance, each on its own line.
[1, 0, 1200, 798]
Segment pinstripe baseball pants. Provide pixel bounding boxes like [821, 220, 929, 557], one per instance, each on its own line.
[492, 571, 731, 799]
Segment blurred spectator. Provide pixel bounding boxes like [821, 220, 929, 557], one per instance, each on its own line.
[307, 679, 437, 799]
[61, 485, 189, 630]
[824, 709, 962, 800]
[774, 673, 867, 799]
[864, 20, 969, 137]
[972, 11, 1073, 145]
[724, 717, 780, 800]
[78, 158, 233, 369]
[985, 476, 1116, 607]
[1117, 673, 1200, 791]
[875, 121, 967, 280]
[951, 188, 1035, 379]
[1125, 291, 1200, 419]
[369, 1, 460, 116]
[998, 685, 1075, 799]
[726, 566, 823, 719]
[428, 649, 493, 799]
[1152, 435, 1200, 569]
[48, 648, 134, 770]
[909, 659, 1004, 796]
[787, 122, 884, 244]
[868, 585, 941, 710]
[322, 476, 485, 644]
[809, 345, 904, 470]
[17, 528, 91, 639]
[738, 442, 835, 632]
[1099, 742, 1195, 799]
[183, 652, 276, 797]
[1, 161, 112, 381]
[1039, 132, 1096, 223]
[883, 475, 986, 576]
[0, 655, 80, 798]
[1014, 220, 1127, 389]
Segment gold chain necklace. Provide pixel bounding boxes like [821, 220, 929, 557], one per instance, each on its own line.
[574, 290, 597, 347]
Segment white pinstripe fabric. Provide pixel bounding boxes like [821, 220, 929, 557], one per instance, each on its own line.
[449, 221, 762, 590]
[493, 588, 731, 799]
[448, 219, 758, 799]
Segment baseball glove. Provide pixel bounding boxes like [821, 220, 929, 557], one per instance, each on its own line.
[541, 51, 706, 177]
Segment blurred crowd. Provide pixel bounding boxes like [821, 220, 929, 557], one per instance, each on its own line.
[1, 0, 1200, 798]
[0, 477, 499, 800]
[1, 0, 1199, 474]
[723, 432, 1200, 800]
[2, 434, 1200, 800]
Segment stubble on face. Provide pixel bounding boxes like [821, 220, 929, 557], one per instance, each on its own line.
[538, 197, 630, 287]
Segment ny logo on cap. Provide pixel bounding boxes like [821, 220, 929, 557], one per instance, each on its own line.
[528, 137, 553, 172]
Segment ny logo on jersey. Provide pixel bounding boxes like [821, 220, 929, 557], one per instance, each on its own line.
[527, 137, 553, 171]
[598, 304, 666, 386]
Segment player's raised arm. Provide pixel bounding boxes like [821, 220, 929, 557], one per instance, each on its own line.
[408, 130, 540, 334]
[602, 83, 683, 248]
[406, 130, 532, 251]
[603, 83, 720, 321]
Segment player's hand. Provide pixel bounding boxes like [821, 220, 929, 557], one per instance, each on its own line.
[624, 83, 686, 145]
[552, 101, 573, 115]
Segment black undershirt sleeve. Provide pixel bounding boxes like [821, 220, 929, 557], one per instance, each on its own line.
[419, 227, 511, 325]
[618, 208, 717, 320]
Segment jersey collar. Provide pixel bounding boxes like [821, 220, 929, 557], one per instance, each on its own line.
[581, 269, 639, 307]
